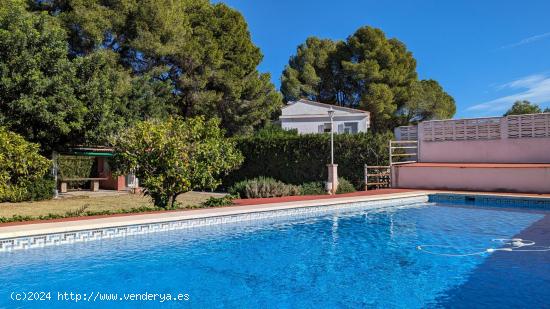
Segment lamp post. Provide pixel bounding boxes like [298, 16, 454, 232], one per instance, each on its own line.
[328, 107, 335, 165]
[327, 107, 338, 194]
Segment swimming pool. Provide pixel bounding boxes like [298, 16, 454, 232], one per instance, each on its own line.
[1, 198, 549, 308]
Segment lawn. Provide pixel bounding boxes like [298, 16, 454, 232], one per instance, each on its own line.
[0, 191, 225, 222]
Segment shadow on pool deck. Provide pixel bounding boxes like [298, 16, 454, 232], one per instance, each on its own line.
[434, 213, 550, 307]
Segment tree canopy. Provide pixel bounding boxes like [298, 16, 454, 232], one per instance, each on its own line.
[0, 0, 281, 153]
[111, 117, 243, 208]
[281, 27, 455, 131]
[503, 100, 549, 116]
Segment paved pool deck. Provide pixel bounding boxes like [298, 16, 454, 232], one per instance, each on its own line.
[1, 189, 549, 240]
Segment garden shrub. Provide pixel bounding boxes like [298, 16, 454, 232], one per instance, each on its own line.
[201, 195, 236, 207]
[24, 176, 56, 201]
[229, 177, 301, 199]
[57, 156, 96, 179]
[336, 178, 356, 194]
[300, 181, 327, 196]
[223, 131, 392, 189]
[111, 117, 242, 208]
[0, 128, 53, 202]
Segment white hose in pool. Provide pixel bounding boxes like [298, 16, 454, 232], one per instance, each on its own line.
[417, 238, 550, 257]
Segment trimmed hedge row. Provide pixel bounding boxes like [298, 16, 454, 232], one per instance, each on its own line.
[223, 131, 392, 189]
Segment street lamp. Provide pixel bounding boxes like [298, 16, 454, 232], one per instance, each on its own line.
[328, 107, 335, 165]
[327, 107, 337, 194]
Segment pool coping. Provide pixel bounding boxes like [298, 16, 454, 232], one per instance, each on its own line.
[0, 192, 428, 240]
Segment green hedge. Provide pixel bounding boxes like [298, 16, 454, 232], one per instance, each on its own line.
[57, 156, 96, 179]
[223, 131, 392, 189]
[0, 127, 54, 202]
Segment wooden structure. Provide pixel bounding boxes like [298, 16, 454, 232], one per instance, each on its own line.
[364, 165, 391, 190]
[54, 147, 131, 194]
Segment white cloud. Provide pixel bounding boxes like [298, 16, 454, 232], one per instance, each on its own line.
[468, 73, 550, 112]
[500, 32, 550, 49]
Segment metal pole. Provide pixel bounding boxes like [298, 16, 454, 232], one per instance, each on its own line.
[389, 140, 392, 166]
[364, 164, 368, 191]
[330, 113, 334, 165]
[52, 151, 59, 198]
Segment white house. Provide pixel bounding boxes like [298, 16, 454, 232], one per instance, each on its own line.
[279, 99, 370, 134]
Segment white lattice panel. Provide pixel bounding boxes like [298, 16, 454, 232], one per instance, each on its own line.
[395, 126, 418, 140]
[507, 113, 550, 139]
[422, 117, 501, 142]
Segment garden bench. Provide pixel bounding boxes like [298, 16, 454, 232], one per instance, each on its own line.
[59, 178, 109, 193]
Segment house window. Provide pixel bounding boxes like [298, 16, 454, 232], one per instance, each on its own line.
[343, 122, 358, 134]
[323, 123, 332, 133]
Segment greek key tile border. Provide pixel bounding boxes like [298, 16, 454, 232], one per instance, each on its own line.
[0, 196, 428, 252]
[429, 193, 550, 210]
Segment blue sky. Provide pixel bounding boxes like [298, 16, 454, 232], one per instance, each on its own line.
[218, 0, 550, 118]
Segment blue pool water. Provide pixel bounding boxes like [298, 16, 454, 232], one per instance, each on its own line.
[1, 202, 549, 308]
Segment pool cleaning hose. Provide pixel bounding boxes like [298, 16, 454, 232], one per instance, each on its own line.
[417, 238, 550, 257]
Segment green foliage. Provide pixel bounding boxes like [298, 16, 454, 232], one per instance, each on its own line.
[111, 117, 243, 208]
[253, 122, 298, 138]
[299, 181, 327, 196]
[57, 156, 95, 179]
[224, 132, 392, 189]
[281, 37, 340, 103]
[281, 27, 455, 132]
[229, 177, 301, 199]
[404, 80, 456, 123]
[336, 178, 356, 194]
[0, 0, 85, 152]
[0, 127, 53, 202]
[34, 0, 282, 136]
[24, 176, 55, 201]
[201, 195, 236, 207]
[503, 100, 543, 116]
[1, 0, 281, 153]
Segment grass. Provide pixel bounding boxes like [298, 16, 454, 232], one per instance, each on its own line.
[0, 191, 226, 223]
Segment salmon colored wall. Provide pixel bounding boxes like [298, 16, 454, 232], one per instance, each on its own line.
[419, 138, 550, 163]
[393, 165, 550, 193]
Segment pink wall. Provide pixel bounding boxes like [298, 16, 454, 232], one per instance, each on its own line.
[419, 138, 550, 163]
[392, 165, 550, 193]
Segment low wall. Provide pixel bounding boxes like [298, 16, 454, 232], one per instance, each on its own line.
[395, 113, 550, 164]
[419, 138, 550, 163]
[392, 164, 550, 194]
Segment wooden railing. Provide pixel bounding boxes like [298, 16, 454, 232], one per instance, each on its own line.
[389, 140, 418, 165]
[364, 165, 390, 190]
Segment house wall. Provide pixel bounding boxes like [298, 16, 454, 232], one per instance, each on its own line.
[392, 165, 550, 194]
[281, 115, 369, 134]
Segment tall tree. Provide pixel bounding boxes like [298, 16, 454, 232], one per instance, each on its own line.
[281, 37, 341, 103]
[281, 26, 456, 131]
[503, 100, 542, 116]
[0, 0, 85, 152]
[403, 79, 456, 123]
[36, 0, 282, 135]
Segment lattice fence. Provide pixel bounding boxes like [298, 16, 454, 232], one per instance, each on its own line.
[507, 113, 550, 139]
[422, 117, 501, 142]
[395, 125, 418, 141]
